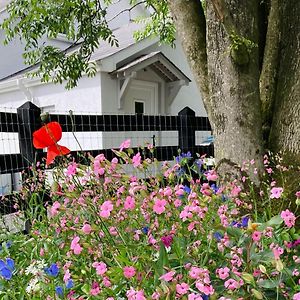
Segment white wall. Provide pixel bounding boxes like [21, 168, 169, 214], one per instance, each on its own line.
[0, 74, 102, 113]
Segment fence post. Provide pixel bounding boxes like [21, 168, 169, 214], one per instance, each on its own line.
[17, 101, 42, 168]
[178, 106, 196, 154]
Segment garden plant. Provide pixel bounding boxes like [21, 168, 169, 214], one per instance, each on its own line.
[0, 122, 299, 299]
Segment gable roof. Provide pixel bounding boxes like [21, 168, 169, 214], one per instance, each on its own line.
[111, 51, 191, 83]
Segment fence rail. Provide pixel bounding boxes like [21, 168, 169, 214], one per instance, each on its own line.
[0, 102, 213, 175]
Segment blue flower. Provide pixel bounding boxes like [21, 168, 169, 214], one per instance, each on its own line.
[142, 226, 149, 235]
[184, 185, 191, 194]
[0, 258, 14, 280]
[213, 232, 223, 241]
[241, 216, 249, 228]
[201, 295, 209, 300]
[0, 267, 12, 280]
[6, 258, 14, 270]
[210, 184, 219, 194]
[45, 263, 59, 277]
[66, 279, 74, 289]
[230, 221, 242, 228]
[175, 151, 192, 163]
[55, 286, 63, 297]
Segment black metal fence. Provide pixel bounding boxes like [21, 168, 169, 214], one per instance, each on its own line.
[0, 102, 213, 176]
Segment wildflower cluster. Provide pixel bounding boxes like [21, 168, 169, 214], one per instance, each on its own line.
[0, 143, 299, 299]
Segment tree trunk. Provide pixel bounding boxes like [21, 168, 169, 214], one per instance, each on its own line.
[269, 1, 300, 166]
[205, 0, 264, 180]
[169, 0, 300, 189]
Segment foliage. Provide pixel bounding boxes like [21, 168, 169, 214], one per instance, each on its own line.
[1, 0, 118, 89]
[0, 141, 299, 299]
[0, 0, 175, 89]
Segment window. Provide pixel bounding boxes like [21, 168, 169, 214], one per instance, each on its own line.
[134, 101, 144, 114]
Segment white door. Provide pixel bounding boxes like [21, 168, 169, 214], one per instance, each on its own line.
[123, 80, 159, 115]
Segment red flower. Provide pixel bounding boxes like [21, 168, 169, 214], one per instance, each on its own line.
[33, 122, 70, 165]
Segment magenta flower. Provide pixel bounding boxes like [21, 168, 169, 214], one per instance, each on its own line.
[270, 187, 283, 199]
[161, 235, 173, 248]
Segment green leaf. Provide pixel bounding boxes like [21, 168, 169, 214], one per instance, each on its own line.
[156, 242, 169, 276]
[258, 279, 279, 289]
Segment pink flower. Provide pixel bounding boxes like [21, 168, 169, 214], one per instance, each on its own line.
[123, 266, 136, 279]
[124, 196, 135, 210]
[195, 282, 214, 295]
[281, 209, 296, 228]
[50, 201, 61, 217]
[205, 170, 218, 181]
[63, 269, 71, 283]
[153, 199, 167, 214]
[161, 235, 173, 248]
[296, 191, 300, 198]
[216, 267, 230, 280]
[132, 152, 141, 167]
[151, 291, 161, 299]
[90, 281, 101, 296]
[224, 278, 240, 290]
[270, 187, 283, 199]
[272, 246, 284, 260]
[119, 139, 131, 151]
[70, 236, 83, 255]
[82, 223, 92, 234]
[176, 282, 189, 295]
[159, 270, 175, 282]
[252, 231, 262, 242]
[293, 292, 300, 300]
[92, 262, 107, 276]
[188, 293, 203, 300]
[66, 162, 77, 177]
[100, 200, 113, 218]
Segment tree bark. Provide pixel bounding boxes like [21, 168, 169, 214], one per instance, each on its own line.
[167, 0, 211, 119]
[260, 0, 281, 143]
[269, 1, 300, 165]
[206, 0, 264, 179]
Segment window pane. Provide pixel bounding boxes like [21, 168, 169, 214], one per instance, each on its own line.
[135, 101, 144, 114]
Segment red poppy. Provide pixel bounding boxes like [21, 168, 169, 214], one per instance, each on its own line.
[33, 122, 70, 165]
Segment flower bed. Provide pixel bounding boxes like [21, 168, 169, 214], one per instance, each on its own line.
[0, 143, 299, 299]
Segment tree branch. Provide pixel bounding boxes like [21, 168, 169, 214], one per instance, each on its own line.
[259, 0, 281, 143]
[167, 0, 210, 113]
[107, 1, 147, 23]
